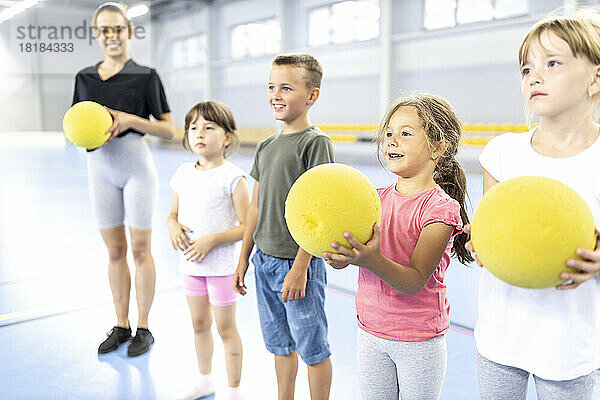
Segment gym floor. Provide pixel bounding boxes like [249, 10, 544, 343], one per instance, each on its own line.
[0, 133, 598, 399]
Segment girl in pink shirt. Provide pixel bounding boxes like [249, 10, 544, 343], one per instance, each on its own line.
[324, 93, 473, 400]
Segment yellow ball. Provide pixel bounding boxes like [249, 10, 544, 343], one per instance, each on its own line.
[285, 163, 382, 258]
[472, 176, 596, 288]
[62, 101, 113, 149]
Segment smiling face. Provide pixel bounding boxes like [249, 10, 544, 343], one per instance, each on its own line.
[187, 113, 232, 161]
[94, 11, 131, 58]
[267, 65, 318, 126]
[520, 30, 597, 119]
[382, 106, 436, 178]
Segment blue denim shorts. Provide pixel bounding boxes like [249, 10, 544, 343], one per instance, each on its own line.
[251, 248, 331, 365]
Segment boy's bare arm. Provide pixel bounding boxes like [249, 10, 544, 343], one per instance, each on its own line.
[282, 247, 312, 303]
[234, 182, 259, 295]
[239, 182, 259, 262]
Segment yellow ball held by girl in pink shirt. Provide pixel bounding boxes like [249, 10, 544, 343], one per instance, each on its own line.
[62, 101, 113, 150]
[285, 163, 382, 258]
[471, 176, 596, 289]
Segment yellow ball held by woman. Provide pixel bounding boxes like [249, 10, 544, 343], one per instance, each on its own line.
[285, 163, 382, 258]
[471, 176, 596, 289]
[62, 101, 113, 149]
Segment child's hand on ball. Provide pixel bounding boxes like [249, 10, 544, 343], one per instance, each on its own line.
[557, 228, 600, 290]
[325, 260, 349, 270]
[324, 223, 383, 270]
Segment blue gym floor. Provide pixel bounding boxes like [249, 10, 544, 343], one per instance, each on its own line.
[0, 132, 598, 399]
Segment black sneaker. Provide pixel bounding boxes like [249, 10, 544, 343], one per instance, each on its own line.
[127, 328, 154, 357]
[98, 326, 132, 354]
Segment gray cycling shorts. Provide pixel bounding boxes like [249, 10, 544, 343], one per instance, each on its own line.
[357, 328, 447, 400]
[86, 134, 158, 230]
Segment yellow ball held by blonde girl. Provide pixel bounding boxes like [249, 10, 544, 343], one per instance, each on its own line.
[62, 101, 113, 150]
[285, 163, 382, 258]
[471, 176, 596, 289]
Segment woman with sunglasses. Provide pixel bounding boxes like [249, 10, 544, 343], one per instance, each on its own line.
[71, 2, 175, 357]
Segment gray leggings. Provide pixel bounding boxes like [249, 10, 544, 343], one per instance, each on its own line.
[478, 353, 597, 400]
[86, 134, 158, 230]
[357, 328, 447, 400]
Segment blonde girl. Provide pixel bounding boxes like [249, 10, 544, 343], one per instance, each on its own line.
[467, 10, 600, 400]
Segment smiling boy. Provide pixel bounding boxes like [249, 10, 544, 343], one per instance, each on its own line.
[234, 54, 335, 399]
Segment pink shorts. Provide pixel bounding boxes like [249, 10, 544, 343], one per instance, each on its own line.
[182, 274, 237, 306]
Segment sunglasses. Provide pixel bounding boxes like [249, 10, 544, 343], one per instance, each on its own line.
[92, 25, 128, 37]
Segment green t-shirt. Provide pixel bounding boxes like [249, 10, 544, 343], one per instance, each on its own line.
[250, 126, 335, 258]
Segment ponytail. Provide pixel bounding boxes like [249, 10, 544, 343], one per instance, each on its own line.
[434, 158, 474, 265]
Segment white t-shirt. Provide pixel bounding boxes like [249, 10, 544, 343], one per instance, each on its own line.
[475, 130, 600, 380]
[169, 161, 246, 276]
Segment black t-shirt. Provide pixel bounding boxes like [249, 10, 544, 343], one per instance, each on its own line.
[72, 59, 170, 141]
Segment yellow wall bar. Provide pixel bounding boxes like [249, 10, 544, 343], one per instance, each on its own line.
[169, 123, 532, 146]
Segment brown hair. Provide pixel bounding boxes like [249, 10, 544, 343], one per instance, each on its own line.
[376, 93, 474, 265]
[272, 53, 323, 89]
[92, 2, 133, 36]
[183, 101, 239, 158]
[519, 10, 600, 68]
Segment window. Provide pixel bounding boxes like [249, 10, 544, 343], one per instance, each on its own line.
[457, 0, 493, 24]
[424, 0, 528, 30]
[494, 0, 529, 19]
[172, 34, 207, 68]
[231, 18, 281, 59]
[424, 0, 457, 30]
[309, 0, 380, 47]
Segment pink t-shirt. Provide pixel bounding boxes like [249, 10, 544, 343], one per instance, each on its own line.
[356, 184, 462, 341]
